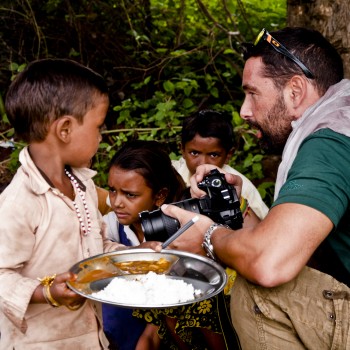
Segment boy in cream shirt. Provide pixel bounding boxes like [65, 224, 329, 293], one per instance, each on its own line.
[173, 109, 268, 219]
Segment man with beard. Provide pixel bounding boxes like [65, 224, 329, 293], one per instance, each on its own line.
[157, 27, 350, 349]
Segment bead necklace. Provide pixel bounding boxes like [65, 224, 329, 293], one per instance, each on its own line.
[65, 169, 92, 236]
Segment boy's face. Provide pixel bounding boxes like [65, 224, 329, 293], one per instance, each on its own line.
[182, 134, 231, 175]
[68, 95, 108, 167]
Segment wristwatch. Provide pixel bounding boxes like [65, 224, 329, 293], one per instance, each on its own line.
[202, 223, 229, 261]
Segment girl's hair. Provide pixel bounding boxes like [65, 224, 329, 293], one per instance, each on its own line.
[110, 140, 186, 203]
[5, 58, 108, 143]
[181, 110, 234, 152]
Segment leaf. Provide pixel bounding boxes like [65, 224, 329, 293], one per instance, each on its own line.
[182, 98, 194, 108]
[9, 63, 19, 71]
[232, 111, 242, 126]
[18, 64, 27, 72]
[210, 87, 219, 98]
[163, 81, 175, 93]
[144, 76, 151, 85]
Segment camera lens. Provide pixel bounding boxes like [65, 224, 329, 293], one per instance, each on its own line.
[140, 210, 180, 242]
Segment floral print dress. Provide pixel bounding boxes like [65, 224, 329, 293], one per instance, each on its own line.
[132, 268, 241, 349]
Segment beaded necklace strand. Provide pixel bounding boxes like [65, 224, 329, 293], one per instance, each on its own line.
[65, 169, 92, 236]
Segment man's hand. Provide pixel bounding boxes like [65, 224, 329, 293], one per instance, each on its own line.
[159, 204, 214, 255]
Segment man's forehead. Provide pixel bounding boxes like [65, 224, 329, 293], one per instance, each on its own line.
[242, 57, 263, 79]
[242, 57, 275, 91]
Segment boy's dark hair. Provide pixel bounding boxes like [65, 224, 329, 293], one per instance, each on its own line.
[181, 110, 234, 152]
[5, 58, 108, 143]
[241, 27, 343, 95]
[110, 140, 186, 203]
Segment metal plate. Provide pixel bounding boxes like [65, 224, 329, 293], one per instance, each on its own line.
[67, 249, 227, 308]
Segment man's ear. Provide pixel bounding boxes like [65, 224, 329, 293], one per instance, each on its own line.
[55, 116, 73, 143]
[155, 188, 169, 207]
[287, 75, 307, 109]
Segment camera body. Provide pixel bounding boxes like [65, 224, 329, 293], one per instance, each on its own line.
[139, 169, 243, 241]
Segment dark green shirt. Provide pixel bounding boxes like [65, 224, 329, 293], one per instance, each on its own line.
[272, 129, 350, 277]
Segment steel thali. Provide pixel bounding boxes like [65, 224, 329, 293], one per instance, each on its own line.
[67, 249, 227, 308]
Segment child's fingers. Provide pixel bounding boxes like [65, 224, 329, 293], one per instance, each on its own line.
[54, 271, 77, 283]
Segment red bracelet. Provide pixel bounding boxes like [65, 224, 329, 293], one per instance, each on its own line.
[243, 205, 251, 218]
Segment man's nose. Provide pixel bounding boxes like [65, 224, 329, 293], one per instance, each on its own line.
[240, 99, 252, 121]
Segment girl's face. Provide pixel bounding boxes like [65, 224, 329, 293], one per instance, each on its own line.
[107, 166, 165, 227]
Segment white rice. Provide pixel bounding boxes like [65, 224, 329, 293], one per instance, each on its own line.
[91, 271, 201, 305]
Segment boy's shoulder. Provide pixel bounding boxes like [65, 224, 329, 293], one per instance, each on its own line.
[222, 164, 257, 189]
[171, 157, 186, 169]
[222, 163, 245, 177]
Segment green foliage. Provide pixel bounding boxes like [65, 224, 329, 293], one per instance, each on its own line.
[95, 0, 286, 205]
[0, 0, 286, 206]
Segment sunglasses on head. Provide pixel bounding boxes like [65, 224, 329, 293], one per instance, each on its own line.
[254, 28, 314, 79]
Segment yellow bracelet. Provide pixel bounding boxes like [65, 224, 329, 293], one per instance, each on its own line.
[66, 302, 84, 311]
[38, 274, 61, 308]
[240, 197, 248, 213]
[239, 197, 251, 218]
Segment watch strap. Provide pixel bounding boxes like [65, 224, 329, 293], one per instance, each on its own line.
[202, 223, 228, 260]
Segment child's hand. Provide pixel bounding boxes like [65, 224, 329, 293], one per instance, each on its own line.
[48, 272, 86, 310]
[133, 241, 163, 252]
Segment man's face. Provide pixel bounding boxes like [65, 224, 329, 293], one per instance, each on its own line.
[240, 57, 295, 153]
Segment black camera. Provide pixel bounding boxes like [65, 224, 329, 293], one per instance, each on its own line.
[139, 169, 243, 241]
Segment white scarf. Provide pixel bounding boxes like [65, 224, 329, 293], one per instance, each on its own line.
[274, 79, 350, 199]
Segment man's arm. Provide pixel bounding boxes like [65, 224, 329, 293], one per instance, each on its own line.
[211, 202, 333, 286]
[161, 202, 333, 287]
